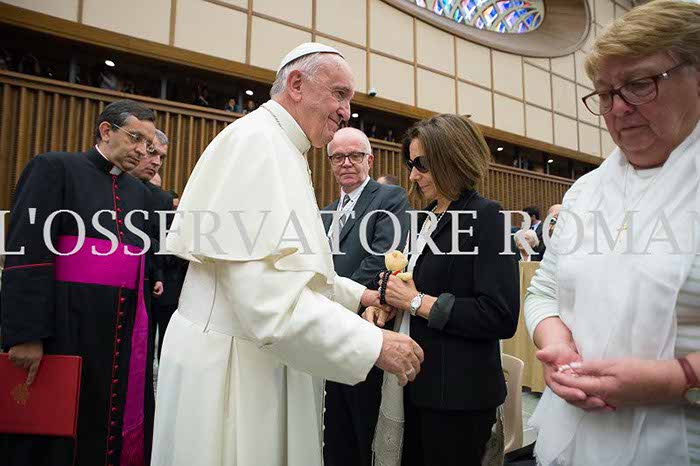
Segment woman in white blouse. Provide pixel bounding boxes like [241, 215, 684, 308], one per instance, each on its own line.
[524, 1, 700, 465]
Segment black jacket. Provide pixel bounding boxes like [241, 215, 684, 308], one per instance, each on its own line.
[322, 178, 409, 288]
[142, 181, 171, 284]
[406, 190, 519, 411]
[141, 182, 189, 307]
[531, 221, 546, 261]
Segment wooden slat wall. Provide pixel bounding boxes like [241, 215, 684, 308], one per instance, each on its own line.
[0, 70, 571, 218]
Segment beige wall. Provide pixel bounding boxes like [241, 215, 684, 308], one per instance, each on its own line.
[12, 0, 634, 159]
[83, 0, 171, 45]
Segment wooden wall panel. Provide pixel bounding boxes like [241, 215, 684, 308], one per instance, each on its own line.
[0, 70, 571, 221]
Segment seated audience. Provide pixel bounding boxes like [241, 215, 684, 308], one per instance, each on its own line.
[193, 85, 210, 107]
[224, 97, 240, 113]
[242, 99, 256, 114]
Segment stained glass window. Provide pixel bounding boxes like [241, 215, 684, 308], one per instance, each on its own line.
[407, 0, 545, 34]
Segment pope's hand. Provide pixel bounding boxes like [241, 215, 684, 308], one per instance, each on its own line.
[375, 330, 424, 386]
[360, 289, 381, 308]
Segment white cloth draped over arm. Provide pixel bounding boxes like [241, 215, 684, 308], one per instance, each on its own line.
[215, 258, 382, 386]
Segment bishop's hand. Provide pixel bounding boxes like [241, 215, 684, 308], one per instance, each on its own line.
[8, 340, 44, 386]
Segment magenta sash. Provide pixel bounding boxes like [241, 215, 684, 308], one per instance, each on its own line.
[54, 235, 148, 466]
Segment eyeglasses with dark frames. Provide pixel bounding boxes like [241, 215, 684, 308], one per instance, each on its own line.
[328, 152, 368, 166]
[112, 124, 156, 154]
[405, 156, 429, 173]
[581, 62, 688, 116]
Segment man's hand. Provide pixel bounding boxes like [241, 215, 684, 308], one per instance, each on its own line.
[153, 281, 164, 297]
[362, 305, 398, 328]
[375, 330, 424, 386]
[537, 343, 609, 411]
[8, 340, 44, 385]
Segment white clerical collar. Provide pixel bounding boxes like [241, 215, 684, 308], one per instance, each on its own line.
[631, 165, 663, 179]
[340, 176, 371, 204]
[261, 100, 312, 155]
[94, 144, 123, 175]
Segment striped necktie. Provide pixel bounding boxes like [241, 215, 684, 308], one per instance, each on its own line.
[338, 194, 351, 232]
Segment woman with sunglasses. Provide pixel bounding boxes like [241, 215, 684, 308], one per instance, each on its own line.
[524, 2, 700, 465]
[368, 113, 519, 466]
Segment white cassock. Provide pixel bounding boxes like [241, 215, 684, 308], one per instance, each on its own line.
[151, 99, 384, 466]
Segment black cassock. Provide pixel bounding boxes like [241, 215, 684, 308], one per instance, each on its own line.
[1, 148, 158, 466]
[141, 182, 189, 359]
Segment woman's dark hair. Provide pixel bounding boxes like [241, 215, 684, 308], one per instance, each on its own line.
[401, 114, 491, 200]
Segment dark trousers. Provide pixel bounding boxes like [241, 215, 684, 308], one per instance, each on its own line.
[323, 366, 383, 466]
[153, 303, 177, 359]
[402, 400, 496, 466]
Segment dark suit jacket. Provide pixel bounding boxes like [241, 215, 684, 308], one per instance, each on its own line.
[532, 221, 546, 261]
[142, 182, 188, 307]
[322, 178, 410, 289]
[142, 181, 171, 284]
[406, 190, 519, 411]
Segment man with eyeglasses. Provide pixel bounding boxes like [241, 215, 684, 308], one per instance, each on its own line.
[129, 130, 188, 362]
[152, 43, 423, 466]
[1, 99, 160, 466]
[130, 128, 168, 295]
[321, 127, 409, 466]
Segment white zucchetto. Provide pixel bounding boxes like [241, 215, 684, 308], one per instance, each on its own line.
[277, 42, 344, 75]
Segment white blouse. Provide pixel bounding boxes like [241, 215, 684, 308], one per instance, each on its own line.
[525, 166, 700, 464]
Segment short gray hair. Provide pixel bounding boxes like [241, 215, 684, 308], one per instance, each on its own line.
[585, 0, 700, 80]
[327, 127, 372, 155]
[270, 53, 332, 97]
[155, 129, 168, 145]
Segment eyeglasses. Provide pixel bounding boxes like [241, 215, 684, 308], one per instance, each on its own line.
[582, 62, 688, 116]
[112, 124, 155, 154]
[329, 152, 367, 166]
[144, 149, 166, 161]
[405, 156, 429, 173]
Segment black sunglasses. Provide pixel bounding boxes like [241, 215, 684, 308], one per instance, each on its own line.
[405, 156, 429, 173]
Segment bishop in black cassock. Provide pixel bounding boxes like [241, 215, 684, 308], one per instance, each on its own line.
[1, 100, 161, 466]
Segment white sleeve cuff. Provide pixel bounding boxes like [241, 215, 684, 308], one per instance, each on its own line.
[332, 276, 366, 313]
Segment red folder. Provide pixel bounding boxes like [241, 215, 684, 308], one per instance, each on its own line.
[0, 353, 82, 437]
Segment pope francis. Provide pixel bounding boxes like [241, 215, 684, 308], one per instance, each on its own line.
[150, 43, 424, 466]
